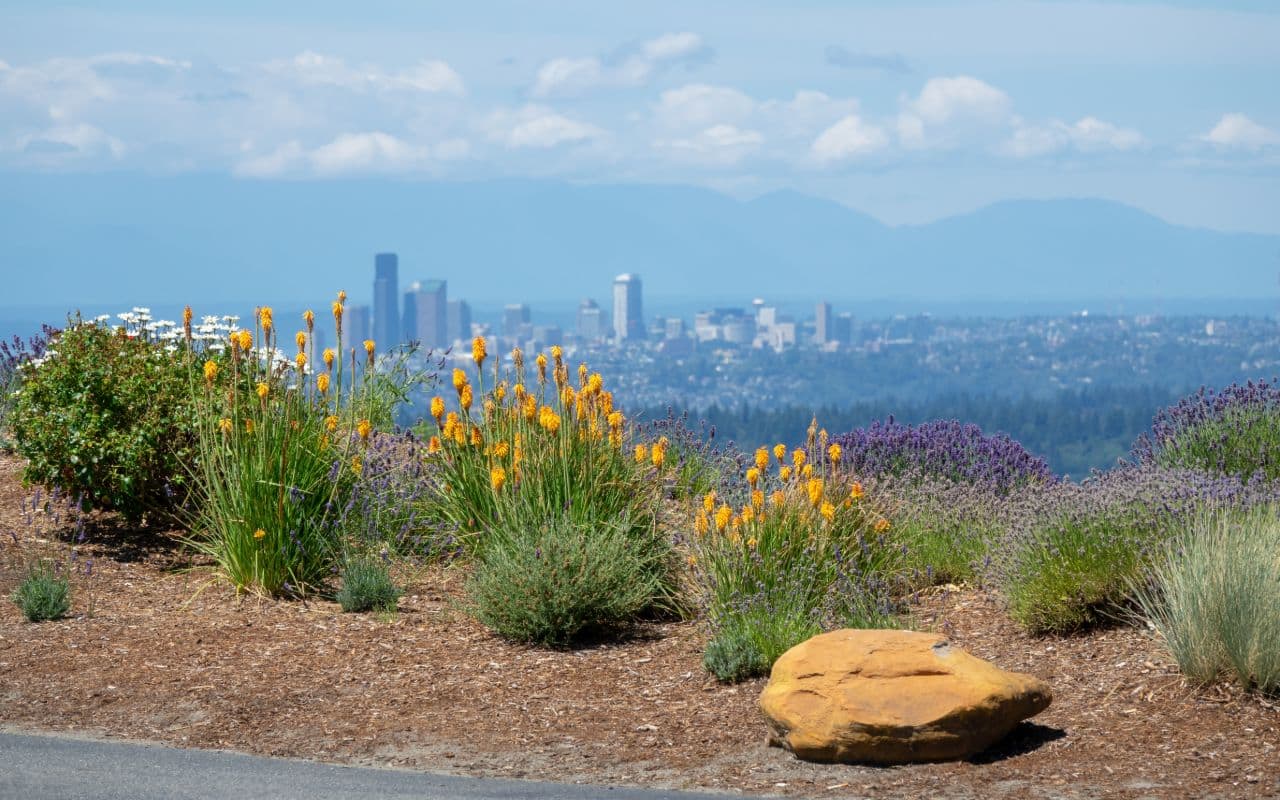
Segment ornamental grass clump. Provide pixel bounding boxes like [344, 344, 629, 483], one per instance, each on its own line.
[1131, 380, 1280, 483]
[11, 561, 71, 622]
[995, 466, 1280, 634]
[829, 417, 1054, 494]
[1130, 507, 1280, 695]
[187, 293, 429, 596]
[691, 422, 902, 682]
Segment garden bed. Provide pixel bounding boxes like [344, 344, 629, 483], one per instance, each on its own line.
[1, 454, 1276, 799]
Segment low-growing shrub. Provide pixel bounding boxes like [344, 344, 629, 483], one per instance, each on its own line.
[11, 314, 196, 522]
[1132, 380, 1280, 482]
[465, 511, 665, 645]
[995, 466, 1280, 634]
[691, 431, 902, 681]
[880, 474, 1005, 588]
[336, 558, 402, 613]
[829, 417, 1054, 493]
[12, 562, 72, 622]
[1131, 507, 1280, 695]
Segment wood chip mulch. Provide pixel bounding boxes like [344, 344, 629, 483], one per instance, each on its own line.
[1, 454, 1277, 799]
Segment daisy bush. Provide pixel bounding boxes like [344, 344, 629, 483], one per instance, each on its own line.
[691, 423, 903, 682]
[9, 311, 198, 523]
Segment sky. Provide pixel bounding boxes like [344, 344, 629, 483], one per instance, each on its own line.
[1, 0, 1278, 233]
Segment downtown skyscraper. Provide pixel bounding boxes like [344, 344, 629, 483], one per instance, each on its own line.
[373, 253, 399, 348]
[612, 273, 644, 343]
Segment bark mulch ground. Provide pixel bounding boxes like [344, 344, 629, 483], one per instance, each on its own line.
[1, 454, 1277, 799]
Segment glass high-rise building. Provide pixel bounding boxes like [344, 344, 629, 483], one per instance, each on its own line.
[373, 253, 399, 347]
[403, 279, 448, 349]
[612, 273, 644, 343]
[446, 299, 472, 344]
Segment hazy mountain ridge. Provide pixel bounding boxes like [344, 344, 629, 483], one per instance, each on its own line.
[1, 173, 1276, 307]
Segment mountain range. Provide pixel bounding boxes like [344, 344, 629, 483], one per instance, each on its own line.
[1, 173, 1276, 311]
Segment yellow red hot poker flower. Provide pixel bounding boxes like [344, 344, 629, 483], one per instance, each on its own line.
[754, 447, 770, 471]
[203, 360, 218, 384]
[472, 336, 487, 368]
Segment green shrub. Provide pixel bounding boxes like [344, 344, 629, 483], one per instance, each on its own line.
[11, 316, 196, 523]
[12, 562, 71, 622]
[1131, 508, 1280, 694]
[336, 558, 402, 613]
[876, 475, 1004, 588]
[1133, 381, 1280, 482]
[703, 620, 775, 683]
[996, 466, 1277, 634]
[465, 511, 665, 646]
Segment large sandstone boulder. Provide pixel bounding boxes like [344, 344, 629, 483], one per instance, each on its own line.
[759, 628, 1052, 763]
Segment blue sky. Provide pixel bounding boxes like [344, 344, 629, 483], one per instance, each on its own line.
[2, 1, 1278, 232]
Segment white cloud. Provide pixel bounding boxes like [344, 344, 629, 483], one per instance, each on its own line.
[811, 114, 889, 162]
[10, 122, 126, 161]
[234, 131, 467, 177]
[1003, 116, 1144, 158]
[898, 76, 1011, 149]
[655, 124, 763, 165]
[265, 50, 465, 95]
[488, 105, 604, 149]
[530, 58, 602, 98]
[310, 132, 427, 174]
[1200, 113, 1278, 149]
[531, 32, 710, 97]
[654, 84, 756, 130]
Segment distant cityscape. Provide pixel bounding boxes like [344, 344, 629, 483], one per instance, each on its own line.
[335, 252, 1280, 422]
[342, 252, 880, 361]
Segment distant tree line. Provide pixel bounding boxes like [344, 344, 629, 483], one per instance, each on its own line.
[640, 384, 1185, 480]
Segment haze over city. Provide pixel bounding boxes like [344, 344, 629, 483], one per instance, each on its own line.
[1, 0, 1278, 315]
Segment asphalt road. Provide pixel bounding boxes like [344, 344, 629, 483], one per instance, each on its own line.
[0, 731, 746, 800]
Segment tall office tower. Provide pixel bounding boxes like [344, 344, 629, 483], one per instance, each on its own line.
[833, 312, 854, 345]
[815, 301, 833, 345]
[612, 273, 644, 342]
[403, 279, 448, 349]
[446, 299, 472, 344]
[341, 304, 371, 354]
[577, 298, 604, 342]
[502, 303, 531, 338]
[373, 253, 399, 347]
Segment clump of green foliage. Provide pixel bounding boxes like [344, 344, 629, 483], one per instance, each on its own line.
[336, 558, 402, 613]
[12, 562, 72, 622]
[465, 511, 665, 646]
[11, 317, 196, 523]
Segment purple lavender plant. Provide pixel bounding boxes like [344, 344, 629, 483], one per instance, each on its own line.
[1131, 379, 1280, 482]
[991, 463, 1280, 633]
[829, 417, 1054, 493]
